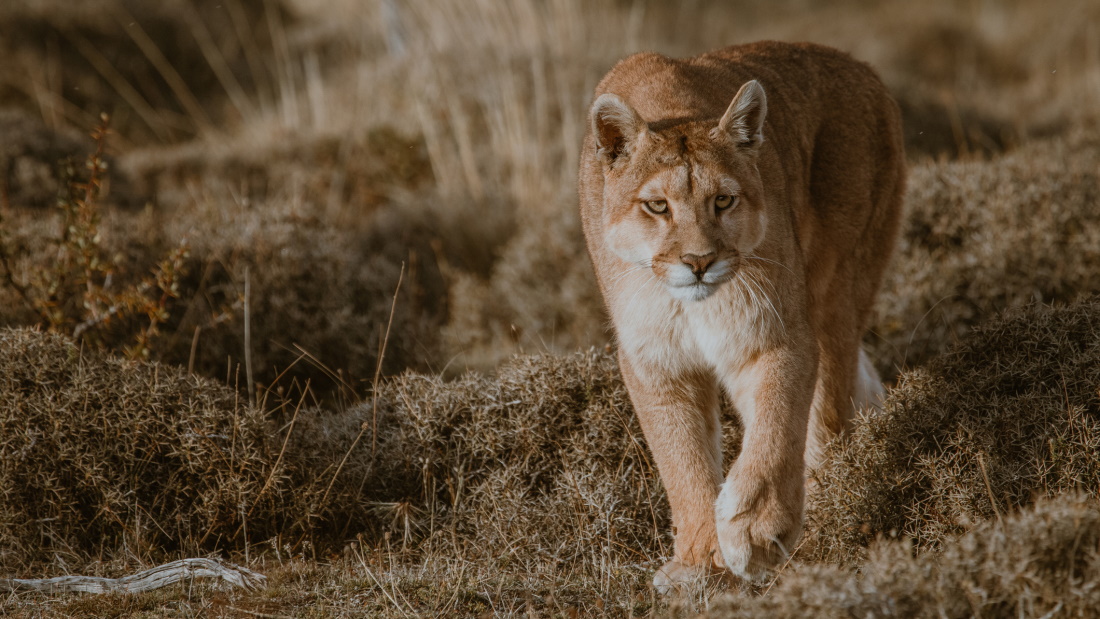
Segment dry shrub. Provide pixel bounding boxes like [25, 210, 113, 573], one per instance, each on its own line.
[887, 21, 1028, 91]
[286, 350, 695, 573]
[0, 328, 275, 571]
[442, 214, 607, 370]
[805, 297, 1100, 566]
[870, 130, 1100, 373]
[1, 124, 451, 399]
[893, 89, 1014, 160]
[150, 202, 450, 393]
[883, 18, 1023, 160]
[705, 495, 1100, 618]
[0, 116, 191, 362]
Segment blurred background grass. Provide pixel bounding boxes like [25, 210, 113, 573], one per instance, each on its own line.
[3, 0, 1099, 392]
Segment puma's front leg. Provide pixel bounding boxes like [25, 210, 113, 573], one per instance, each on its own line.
[618, 353, 724, 593]
[716, 340, 817, 580]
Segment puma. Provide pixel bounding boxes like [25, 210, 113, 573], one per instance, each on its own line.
[577, 41, 905, 591]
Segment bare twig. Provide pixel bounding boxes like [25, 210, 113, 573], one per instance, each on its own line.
[0, 558, 266, 594]
[977, 452, 1003, 522]
[245, 266, 254, 407]
[316, 264, 404, 514]
[188, 325, 202, 374]
[249, 379, 312, 518]
[373, 264, 404, 459]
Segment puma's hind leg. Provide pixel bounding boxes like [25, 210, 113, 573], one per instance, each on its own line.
[804, 320, 863, 468]
[805, 338, 886, 468]
[853, 347, 885, 414]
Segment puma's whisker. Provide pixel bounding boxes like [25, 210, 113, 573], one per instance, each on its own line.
[745, 255, 796, 276]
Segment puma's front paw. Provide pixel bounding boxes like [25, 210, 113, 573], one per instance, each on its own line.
[714, 471, 803, 580]
[653, 559, 708, 595]
[653, 558, 732, 595]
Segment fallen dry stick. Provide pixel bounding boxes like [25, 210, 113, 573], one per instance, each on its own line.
[0, 558, 266, 594]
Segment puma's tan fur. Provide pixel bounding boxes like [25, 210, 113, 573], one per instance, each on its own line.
[578, 42, 904, 591]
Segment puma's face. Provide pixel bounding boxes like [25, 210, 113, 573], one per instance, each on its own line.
[601, 130, 766, 302]
[591, 81, 770, 302]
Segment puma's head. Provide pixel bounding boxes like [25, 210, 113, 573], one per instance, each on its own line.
[590, 80, 768, 302]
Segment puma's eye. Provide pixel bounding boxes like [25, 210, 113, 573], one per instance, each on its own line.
[644, 199, 669, 214]
[715, 194, 738, 211]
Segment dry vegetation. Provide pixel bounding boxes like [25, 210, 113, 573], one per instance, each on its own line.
[1, 0, 1099, 616]
[708, 495, 1100, 618]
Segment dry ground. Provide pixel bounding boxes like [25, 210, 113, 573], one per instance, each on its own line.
[1, 0, 1099, 616]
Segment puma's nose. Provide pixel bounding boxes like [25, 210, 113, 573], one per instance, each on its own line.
[681, 252, 717, 277]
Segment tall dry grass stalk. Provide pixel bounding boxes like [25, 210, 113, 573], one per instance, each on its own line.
[394, 0, 628, 213]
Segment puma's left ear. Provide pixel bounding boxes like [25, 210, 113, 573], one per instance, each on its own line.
[717, 80, 767, 150]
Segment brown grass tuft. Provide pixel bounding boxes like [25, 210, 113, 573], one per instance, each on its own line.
[0, 328, 274, 570]
[870, 131, 1100, 374]
[286, 350, 681, 565]
[157, 212, 448, 393]
[706, 494, 1100, 618]
[806, 296, 1100, 565]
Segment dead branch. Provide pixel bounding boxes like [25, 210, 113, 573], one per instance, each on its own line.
[0, 558, 266, 594]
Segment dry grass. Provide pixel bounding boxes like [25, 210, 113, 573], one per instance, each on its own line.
[0, 0, 297, 144]
[3, 296, 1099, 615]
[806, 297, 1100, 566]
[5, 0, 1100, 381]
[1, 0, 1099, 616]
[0, 328, 273, 570]
[869, 130, 1100, 375]
[706, 495, 1100, 618]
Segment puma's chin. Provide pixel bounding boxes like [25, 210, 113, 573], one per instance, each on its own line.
[667, 281, 721, 302]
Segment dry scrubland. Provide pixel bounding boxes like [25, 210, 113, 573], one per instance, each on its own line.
[1, 0, 1100, 616]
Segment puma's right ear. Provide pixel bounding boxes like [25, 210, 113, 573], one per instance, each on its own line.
[590, 93, 646, 163]
[717, 80, 767, 150]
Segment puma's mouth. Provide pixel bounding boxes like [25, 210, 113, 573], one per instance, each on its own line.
[663, 260, 735, 301]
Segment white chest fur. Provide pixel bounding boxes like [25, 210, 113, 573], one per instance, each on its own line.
[611, 271, 780, 379]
